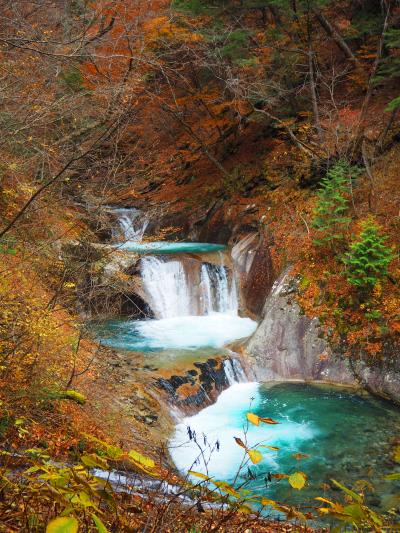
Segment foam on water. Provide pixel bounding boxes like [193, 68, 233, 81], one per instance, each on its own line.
[170, 382, 400, 517]
[170, 382, 315, 481]
[95, 313, 257, 352]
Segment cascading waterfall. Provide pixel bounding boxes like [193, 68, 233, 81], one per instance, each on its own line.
[200, 264, 213, 315]
[140, 257, 191, 319]
[111, 207, 149, 243]
[200, 262, 238, 315]
[142, 256, 238, 319]
[222, 359, 245, 385]
[95, 208, 256, 367]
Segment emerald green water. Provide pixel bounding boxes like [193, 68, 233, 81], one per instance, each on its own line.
[171, 382, 400, 520]
[117, 241, 226, 254]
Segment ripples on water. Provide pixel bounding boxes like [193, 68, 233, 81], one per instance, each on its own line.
[170, 382, 400, 516]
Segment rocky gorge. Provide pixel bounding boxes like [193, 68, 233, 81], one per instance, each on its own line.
[77, 204, 400, 415]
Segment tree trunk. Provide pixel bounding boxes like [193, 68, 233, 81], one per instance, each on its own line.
[313, 7, 359, 64]
[351, 1, 392, 157]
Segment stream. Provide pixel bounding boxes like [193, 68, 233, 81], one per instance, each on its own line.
[94, 207, 400, 520]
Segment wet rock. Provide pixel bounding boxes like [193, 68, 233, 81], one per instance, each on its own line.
[246, 270, 355, 384]
[232, 231, 274, 317]
[155, 357, 233, 412]
[246, 269, 400, 404]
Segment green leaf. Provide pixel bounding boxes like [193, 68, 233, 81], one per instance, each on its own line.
[331, 479, 362, 503]
[92, 514, 109, 533]
[343, 503, 366, 522]
[46, 516, 78, 533]
[62, 390, 86, 405]
[384, 472, 400, 480]
[385, 95, 400, 112]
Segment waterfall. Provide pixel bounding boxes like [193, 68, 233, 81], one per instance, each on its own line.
[140, 257, 191, 319]
[223, 358, 247, 385]
[200, 264, 213, 315]
[111, 207, 148, 243]
[200, 262, 238, 315]
[141, 256, 238, 319]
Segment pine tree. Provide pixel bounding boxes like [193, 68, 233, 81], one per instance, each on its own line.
[311, 160, 352, 248]
[376, 28, 400, 112]
[343, 218, 395, 295]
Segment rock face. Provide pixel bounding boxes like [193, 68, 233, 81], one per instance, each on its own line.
[246, 271, 355, 384]
[351, 347, 400, 404]
[61, 241, 153, 318]
[246, 270, 400, 404]
[232, 231, 275, 317]
[156, 357, 240, 413]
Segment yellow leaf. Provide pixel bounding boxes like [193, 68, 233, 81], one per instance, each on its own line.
[315, 496, 334, 506]
[188, 471, 210, 480]
[247, 449, 263, 464]
[46, 516, 78, 533]
[288, 472, 307, 490]
[213, 480, 240, 498]
[261, 497, 277, 506]
[393, 445, 400, 463]
[246, 413, 260, 426]
[237, 505, 252, 514]
[128, 450, 155, 470]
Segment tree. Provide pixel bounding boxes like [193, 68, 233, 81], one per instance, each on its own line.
[311, 160, 352, 248]
[343, 217, 395, 296]
[376, 28, 400, 113]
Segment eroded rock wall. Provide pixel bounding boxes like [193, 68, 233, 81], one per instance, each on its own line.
[232, 231, 274, 317]
[246, 270, 400, 404]
[246, 271, 356, 384]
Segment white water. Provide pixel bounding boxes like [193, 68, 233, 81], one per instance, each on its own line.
[103, 207, 256, 375]
[141, 256, 238, 319]
[223, 358, 247, 385]
[141, 257, 191, 319]
[170, 383, 315, 481]
[134, 314, 257, 351]
[200, 261, 238, 315]
[111, 207, 149, 243]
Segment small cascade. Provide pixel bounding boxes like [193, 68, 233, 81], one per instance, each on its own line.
[111, 207, 148, 243]
[231, 358, 247, 382]
[140, 257, 191, 319]
[200, 264, 213, 315]
[223, 359, 237, 386]
[223, 358, 247, 385]
[95, 210, 258, 354]
[141, 256, 238, 319]
[200, 262, 238, 315]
